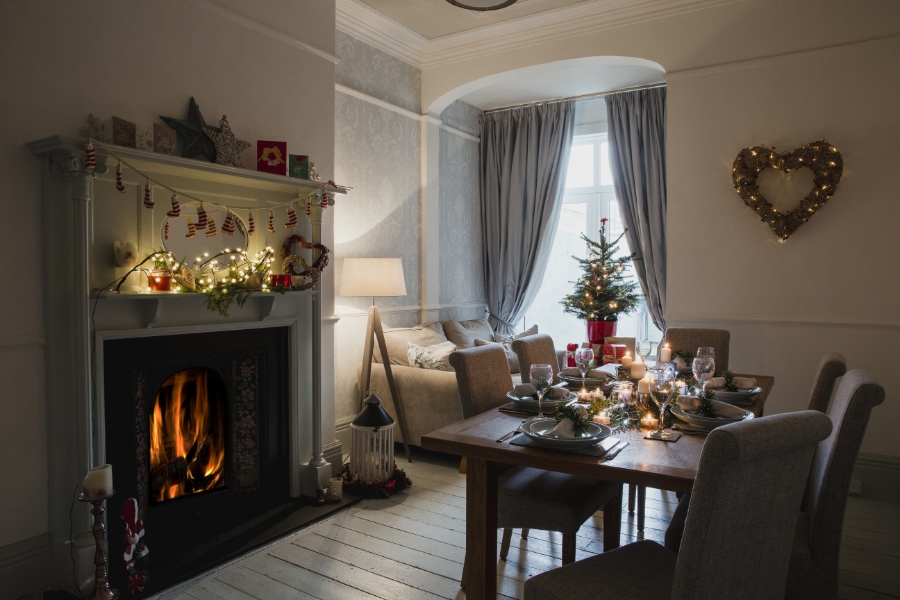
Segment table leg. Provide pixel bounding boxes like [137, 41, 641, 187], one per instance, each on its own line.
[603, 483, 623, 551]
[464, 457, 498, 599]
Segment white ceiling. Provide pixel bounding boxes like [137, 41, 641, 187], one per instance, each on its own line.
[357, 0, 592, 40]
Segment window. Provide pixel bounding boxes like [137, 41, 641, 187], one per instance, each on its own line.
[524, 133, 662, 350]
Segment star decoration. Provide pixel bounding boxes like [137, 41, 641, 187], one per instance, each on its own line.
[159, 97, 220, 162]
[205, 116, 251, 168]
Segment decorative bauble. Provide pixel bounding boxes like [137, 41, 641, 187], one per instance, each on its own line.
[732, 140, 843, 241]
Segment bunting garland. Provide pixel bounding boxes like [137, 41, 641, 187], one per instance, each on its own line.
[247, 212, 256, 235]
[143, 181, 154, 209]
[164, 221, 169, 240]
[115, 163, 126, 193]
[285, 206, 298, 229]
[85, 141, 97, 172]
[196, 204, 208, 230]
[320, 190, 328, 209]
[185, 219, 196, 239]
[222, 211, 236, 236]
[267, 210, 275, 233]
[206, 217, 217, 237]
[167, 193, 181, 218]
[305, 196, 312, 217]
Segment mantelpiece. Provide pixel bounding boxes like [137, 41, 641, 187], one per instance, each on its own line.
[27, 135, 344, 590]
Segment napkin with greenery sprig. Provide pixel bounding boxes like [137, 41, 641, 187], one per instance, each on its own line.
[550, 403, 597, 437]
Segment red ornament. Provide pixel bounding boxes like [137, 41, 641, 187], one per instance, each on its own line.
[247, 212, 256, 235]
[166, 193, 180, 218]
[84, 141, 97, 172]
[267, 210, 275, 233]
[185, 219, 196, 239]
[320, 190, 328, 209]
[284, 206, 298, 228]
[143, 181, 154, 209]
[115, 163, 126, 193]
[196, 205, 208, 230]
[206, 217, 217, 237]
[222, 211, 236, 236]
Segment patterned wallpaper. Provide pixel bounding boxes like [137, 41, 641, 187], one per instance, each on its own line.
[335, 30, 421, 113]
[441, 99, 481, 136]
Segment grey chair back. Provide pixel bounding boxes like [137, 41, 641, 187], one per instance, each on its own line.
[793, 370, 885, 596]
[806, 352, 847, 413]
[673, 411, 833, 600]
[662, 328, 730, 375]
[449, 345, 515, 419]
[511, 334, 561, 384]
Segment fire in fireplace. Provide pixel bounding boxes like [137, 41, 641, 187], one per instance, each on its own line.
[149, 368, 228, 502]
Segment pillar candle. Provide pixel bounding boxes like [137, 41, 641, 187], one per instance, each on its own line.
[620, 353, 633, 368]
[637, 376, 651, 394]
[631, 360, 646, 379]
[659, 344, 672, 363]
[82, 464, 113, 499]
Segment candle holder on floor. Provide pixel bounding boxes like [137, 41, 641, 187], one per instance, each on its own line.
[77, 490, 119, 600]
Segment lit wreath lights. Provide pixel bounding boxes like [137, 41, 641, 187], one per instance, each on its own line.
[731, 140, 843, 241]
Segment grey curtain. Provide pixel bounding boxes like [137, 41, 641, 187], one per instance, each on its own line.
[479, 101, 575, 335]
[606, 87, 667, 331]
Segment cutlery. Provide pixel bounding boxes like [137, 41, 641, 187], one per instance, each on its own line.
[497, 420, 527, 442]
[604, 441, 629, 461]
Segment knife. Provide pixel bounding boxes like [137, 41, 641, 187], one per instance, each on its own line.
[604, 441, 629, 461]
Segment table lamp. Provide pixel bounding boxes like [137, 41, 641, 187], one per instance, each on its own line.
[339, 258, 412, 462]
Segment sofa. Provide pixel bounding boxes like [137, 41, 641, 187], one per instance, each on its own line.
[366, 318, 544, 446]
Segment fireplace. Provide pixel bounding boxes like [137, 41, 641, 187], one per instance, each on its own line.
[103, 327, 290, 595]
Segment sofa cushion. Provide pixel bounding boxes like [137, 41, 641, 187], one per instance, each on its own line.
[474, 339, 520, 374]
[442, 318, 494, 350]
[493, 324, 538, 345]
[374, 322, 447, 365]
[407, 340, 456, 371]
[473, 324, 539, 374]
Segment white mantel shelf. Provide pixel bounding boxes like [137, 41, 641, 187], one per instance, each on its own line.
[27, 135, 349, 196]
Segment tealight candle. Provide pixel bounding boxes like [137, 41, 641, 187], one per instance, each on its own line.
[659, 343, 672, 363]
[82, 464, 113, 500]
[620, 352, 633, 368]
[642, 413, 659, 428]
[594, 410, 611, 426]
[631, 360, 646, 379]
[637, 376, 651, 394]
[578, 388, 591, 403]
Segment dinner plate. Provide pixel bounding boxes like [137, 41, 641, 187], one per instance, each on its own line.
[708, 386, 762, 405]
[520, 418, 612, 449]
[505, 391, 574, 411]
[558, 373, 610, 388]
[672, 402, 754, 429]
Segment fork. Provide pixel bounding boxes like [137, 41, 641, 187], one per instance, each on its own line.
[497, 420, 527, 442]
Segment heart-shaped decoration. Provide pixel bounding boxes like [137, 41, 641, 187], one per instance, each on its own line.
[732, 140, 843, 241]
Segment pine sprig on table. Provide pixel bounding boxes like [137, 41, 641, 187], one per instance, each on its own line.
[672, 349, 693, 362]
[553, 404, 597, 436]
[696, 386, 717, 418]
[723, 369, 738, 392]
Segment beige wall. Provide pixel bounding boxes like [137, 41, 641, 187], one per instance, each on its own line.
[422, 0, 900, 457]
[0, 0, 336, 593]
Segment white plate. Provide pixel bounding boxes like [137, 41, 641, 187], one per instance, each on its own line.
[709, 387, 762, 403]
[558, 373, 609, 388]
[506, 391, 573, 410]
[521, 418, 612, 449]
[672, 402, 753, 428]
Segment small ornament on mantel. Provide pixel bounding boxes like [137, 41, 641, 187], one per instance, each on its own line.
[257, 140, 287, 175]
[167, 193, 180, 218]
[308, 160, 320, 181]
[159, 97, 220, 162]
[204, 116, 251, 168]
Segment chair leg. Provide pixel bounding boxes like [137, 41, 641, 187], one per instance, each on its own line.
[562, 533, 576, 565]
[628, 483, 636, 513]
[459, 457, 467, 474]
[460, 550, 468, 589]
[637, 485, 646, 532]
[500, 528, 513, 560]
[521, 528, 529, 539]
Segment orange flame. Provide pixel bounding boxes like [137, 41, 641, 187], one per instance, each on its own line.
[149, 369, 226, 502]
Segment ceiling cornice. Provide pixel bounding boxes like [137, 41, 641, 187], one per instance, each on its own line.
[336, 0, 742, 71]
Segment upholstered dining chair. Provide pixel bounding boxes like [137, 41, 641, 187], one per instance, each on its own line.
[524, 410, 833, 600]
[448, 345, 620, 575]
[806, 352, 847, 413]
[786, 369, 885, 600]
[511, 333, 562, 385]
[661, 328, 730, 375]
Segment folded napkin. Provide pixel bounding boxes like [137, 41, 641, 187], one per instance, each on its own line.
[547, 405, 590, 437]
[707, 376, 726, 388]
[732, 376, 757, 389]
[514, 382, 568, 399]
[561, 366, 613, 379]
[676, 396, 747, 420]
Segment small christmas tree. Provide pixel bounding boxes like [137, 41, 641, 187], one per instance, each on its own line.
[561, 218, 640, 321]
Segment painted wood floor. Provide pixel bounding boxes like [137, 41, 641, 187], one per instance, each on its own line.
[156, 449, 900, 600]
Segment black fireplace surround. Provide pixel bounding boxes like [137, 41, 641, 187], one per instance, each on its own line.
[103, 327, 290, 596]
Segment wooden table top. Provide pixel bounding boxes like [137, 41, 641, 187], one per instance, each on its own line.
[421, 408, 706, 494]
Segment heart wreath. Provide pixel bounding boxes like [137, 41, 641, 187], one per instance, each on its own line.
[731, 140, 843, 241]
[281, 234, 330, 291]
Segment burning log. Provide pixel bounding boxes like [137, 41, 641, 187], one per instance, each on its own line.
[150, 456, 188, 497]
[188, 443, 212, 480]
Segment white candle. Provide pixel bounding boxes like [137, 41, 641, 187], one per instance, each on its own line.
[642, 413, 659, 428]
[82, 464, 113, 499]
[676, 381, 687, 394]
[659, 344, 672, 363]
[637, 376, 651, 394]
[631, 360, 646, 379]
[594, 411, 611, 426]
[578, 388, 591, 403]
[620, 352, 633, 368]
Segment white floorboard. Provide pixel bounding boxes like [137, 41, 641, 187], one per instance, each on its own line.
[153, 449, 900, 599]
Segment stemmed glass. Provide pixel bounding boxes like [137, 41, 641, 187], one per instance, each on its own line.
[574, 348, 594, 393]
[638, 339, 653, 361]
[692, 347, 715, 392]
[650, 368, 676, 439]
[530, 364, 554, 420]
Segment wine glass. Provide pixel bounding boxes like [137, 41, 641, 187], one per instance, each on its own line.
[692, 355, 715, 392]
[650, 368, 676, 439]
[574, 348, 594, 393]
[529, 364, 554, 420]
[638, 339, 653, 361]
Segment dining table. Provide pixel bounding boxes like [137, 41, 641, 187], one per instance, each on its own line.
[421, 407, 707, 599]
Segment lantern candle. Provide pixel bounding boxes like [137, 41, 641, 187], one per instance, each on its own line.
[81, 464, 113, 500]
[594, 410, 611, 426]
[620, 352, 633, 368]
[659, 343, 672, 363]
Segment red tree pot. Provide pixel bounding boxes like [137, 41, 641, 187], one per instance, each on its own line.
[586, 320, 617, 345]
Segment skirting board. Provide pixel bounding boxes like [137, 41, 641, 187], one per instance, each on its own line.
[853, 452, 900, 502]
[0, 533, 52, 599]
[323, 439, 344, 477]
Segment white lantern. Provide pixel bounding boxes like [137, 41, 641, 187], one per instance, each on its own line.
[350, 393, 395, 484]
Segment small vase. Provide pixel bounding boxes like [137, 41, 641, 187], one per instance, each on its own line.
[147, 269, 173, 291]
[586, 319, 617, 345]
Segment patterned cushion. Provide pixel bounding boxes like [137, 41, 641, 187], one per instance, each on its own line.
[407, 340, 456, 371]
[374, 322, 446, 365]
[442, 318, 494, 350]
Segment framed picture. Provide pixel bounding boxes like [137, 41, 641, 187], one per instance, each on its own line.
[112, 117, 136, 148]
[153, 123, 176, 155]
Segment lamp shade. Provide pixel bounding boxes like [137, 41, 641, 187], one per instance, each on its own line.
[339, 258, 407, 298]
[446, 0, 518, 10]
